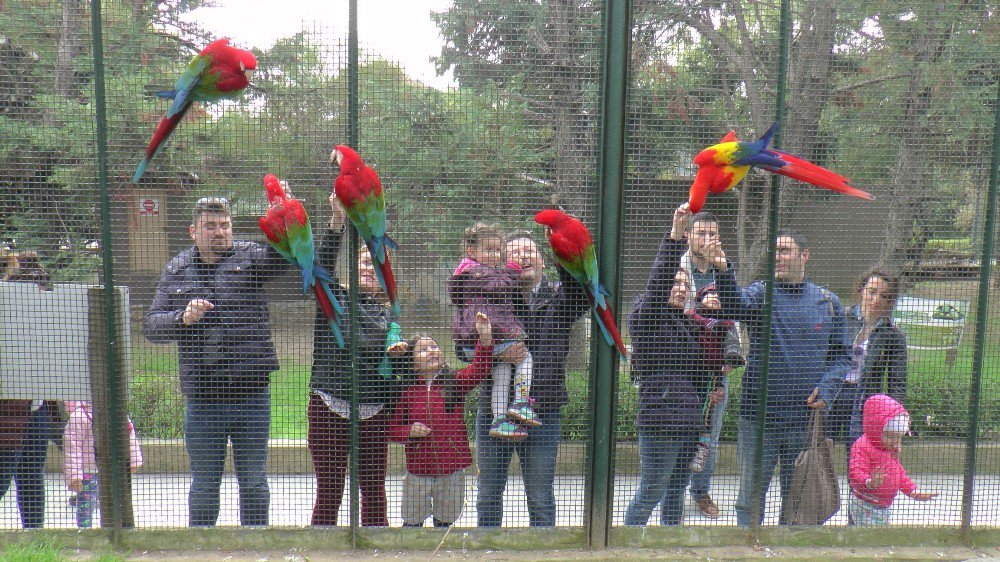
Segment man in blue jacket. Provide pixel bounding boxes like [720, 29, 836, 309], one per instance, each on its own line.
[716, 229, 849, 526]
[143, 196, 289, 527]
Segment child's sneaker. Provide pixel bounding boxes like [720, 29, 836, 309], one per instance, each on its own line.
[489, 418, 528, 441]
[690, 441, 710, 473]
[507, 399, 542, 427]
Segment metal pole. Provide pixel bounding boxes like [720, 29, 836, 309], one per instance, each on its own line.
[960, 71, 1000, 535]
[586, 0, 630, 549]
[347, 0, 361, 548]
[750, 0, 790, 540]
[89, 0, 124, 544]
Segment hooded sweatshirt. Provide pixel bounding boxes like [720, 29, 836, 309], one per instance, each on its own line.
[849, 394, 917, 508]
[63, 401, 143, 486]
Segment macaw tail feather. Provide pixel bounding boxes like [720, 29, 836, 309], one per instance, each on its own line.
[764, 150, 874, 201]
[133, 102, 192, 183]
[365, 237, 400, 316]
[370, 233, 399, 266]
[753, 121, 780, 150]
[314, 278, 345, 348]
[594, 302, 628, 358]
[312, 264, 344, 316]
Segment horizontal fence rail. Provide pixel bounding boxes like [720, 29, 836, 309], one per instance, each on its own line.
[0, 0, 998, 552]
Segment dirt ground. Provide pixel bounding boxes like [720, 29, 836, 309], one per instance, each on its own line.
[67, 545, 1000, 561]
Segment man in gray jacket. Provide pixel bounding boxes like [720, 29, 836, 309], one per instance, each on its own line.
[143, 196, 288, 527]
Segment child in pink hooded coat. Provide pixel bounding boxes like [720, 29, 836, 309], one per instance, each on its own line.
[848, 394, 937, 525]
[63, 401, 144, 528]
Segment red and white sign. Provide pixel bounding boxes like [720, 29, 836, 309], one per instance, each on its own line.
[138, 197, 160, 216]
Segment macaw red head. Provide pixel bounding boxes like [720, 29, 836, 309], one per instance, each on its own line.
[237, 49, 257, 80]
[330, 144, 362, 172]
[263, 173, 287, 206]
[534, 209, 573, 234]
[203, 38, 257, 80]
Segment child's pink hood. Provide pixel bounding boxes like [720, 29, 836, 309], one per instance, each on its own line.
[862, 393, 908, 452]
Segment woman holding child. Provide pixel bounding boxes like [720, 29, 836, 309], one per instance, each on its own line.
[624, 203, 737, 526]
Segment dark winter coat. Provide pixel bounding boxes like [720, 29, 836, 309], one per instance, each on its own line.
[310, 226, 399, 405]
[628, 233, 738, 431]
[142, 241, 288, 397]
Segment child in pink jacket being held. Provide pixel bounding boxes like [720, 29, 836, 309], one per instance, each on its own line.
[63, 401, 144, 528]
[849, 394, 937, 526]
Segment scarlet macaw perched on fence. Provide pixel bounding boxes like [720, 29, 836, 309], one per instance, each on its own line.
[258, 174, 344, 347]
[534, 209, 627, 358]
[330, 145, 401, 316]
[687, 122, 873, 213]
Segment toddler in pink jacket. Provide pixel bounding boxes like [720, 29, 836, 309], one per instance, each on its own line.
[63, 400, 144, 528]
[848, 394, 936, 525]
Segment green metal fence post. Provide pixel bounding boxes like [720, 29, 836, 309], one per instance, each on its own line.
[347, 0, 361, 548]
[960, 72, 1000, 536]
[89, 0, 125, 545]
[750, 0, 791, 542]
[585, 0, 630, 548]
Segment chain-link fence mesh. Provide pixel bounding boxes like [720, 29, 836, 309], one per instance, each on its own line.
[1, 0, 998, 543]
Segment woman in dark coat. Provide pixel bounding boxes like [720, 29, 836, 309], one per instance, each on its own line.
[624, 204, 736, 526]
[307, 194, 401, 527]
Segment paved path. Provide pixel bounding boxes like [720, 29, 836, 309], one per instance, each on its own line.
[2, 473, 998, 529]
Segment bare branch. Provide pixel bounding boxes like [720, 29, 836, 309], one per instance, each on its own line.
[832, 72, 912, 95]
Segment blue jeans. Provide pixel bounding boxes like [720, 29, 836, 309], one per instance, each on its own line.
[0, 404, 57, 529]
[476, 408, 561, 527]
[185, 389, 270, 526]
[689, 377, 728, 498]
[624, 428, 696, 526]
[735, 416, 807, 527]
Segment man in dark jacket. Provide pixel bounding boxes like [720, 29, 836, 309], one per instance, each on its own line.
[143, 196, 288, 527]
[474, 231, 590, 528]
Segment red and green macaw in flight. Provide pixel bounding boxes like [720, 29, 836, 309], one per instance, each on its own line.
[258, 174, 344, 347]
[132, 39, 257, 183]
[330, 145, 400, 316]
[534, 209, 627, 358]
[687, 121, 873, 213]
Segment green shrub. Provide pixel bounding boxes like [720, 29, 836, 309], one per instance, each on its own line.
[129, 352, 185, 439]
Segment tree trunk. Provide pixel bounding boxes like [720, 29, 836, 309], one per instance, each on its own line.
[54, 0, 83, 98]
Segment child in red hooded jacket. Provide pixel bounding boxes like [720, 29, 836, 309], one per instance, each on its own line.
[388, 312, 494, 527]
[848, 394, 937, 525]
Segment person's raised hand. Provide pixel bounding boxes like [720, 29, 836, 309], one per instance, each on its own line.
[703, 238, 728, 272]
[387, 341, 409, 356]
[670, 202, 692, 241]
[475, 312, 493, 346]
[806, 388, 827, 410]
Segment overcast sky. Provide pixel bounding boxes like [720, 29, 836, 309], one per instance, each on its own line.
[181, 0, 456, 89]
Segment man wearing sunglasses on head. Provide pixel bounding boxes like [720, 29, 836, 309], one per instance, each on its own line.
[143, 195, 290, 527]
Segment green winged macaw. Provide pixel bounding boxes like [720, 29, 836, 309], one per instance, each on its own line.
[258, 173, 344, 347]
[330, 145, 400, 316]
[534, 209, 627, 358]
[688, 121, 873, 213]
[133, 39, 257, 183]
